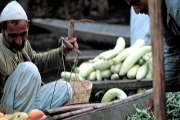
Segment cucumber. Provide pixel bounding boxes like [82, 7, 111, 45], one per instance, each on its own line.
[88, 56, 100, 63]
[98, 49, 112, 59]
[127, 64, 140, 79]
[95, 90, 105, 99]
[148, 57, 153, 72]
[101, 88, 127, 103]
[78, 62, 91, 70]
[103, 37, 125, 60]
[111, 73, 119, 80]
[74, 67, 80, 73]
[80, 63, 95, 78]
[87, 71, 96, 81]
[119, 46, 152, 76]
[78, 70, 86, 80]
[138, 58, 145, 65]
[61, 71, 79, 80]
[136, 62, 148, 80]
[93, 59, 114, 70]
[101, 69, 112, 79]
[145, 67, 152, 78]
[96, 70, 102, 81]
[113, 39, 145, 64]
[110, 62, 122, 74]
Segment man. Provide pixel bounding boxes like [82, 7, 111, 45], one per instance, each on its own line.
[0, 1, 79, 113]
[125, 0, 180, 114]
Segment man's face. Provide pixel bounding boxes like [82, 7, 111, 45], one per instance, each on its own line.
[126, 0, 149, 14]
[2, 20, 29, 51]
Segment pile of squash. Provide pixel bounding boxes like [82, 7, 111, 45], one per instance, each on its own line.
[61, 37, 153, 81]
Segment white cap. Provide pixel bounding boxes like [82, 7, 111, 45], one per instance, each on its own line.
[0, 1, 28, 23]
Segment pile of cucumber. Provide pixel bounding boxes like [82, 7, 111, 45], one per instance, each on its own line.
[61, 37, 153, 81]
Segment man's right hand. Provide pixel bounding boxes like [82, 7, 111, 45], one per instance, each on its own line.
[146, 94, 154, 115]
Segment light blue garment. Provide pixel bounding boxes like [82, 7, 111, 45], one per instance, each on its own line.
[130, 7, 151, 45]
[1, 62, 72, 113]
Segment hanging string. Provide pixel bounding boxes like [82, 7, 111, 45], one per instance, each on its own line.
[49, 18, 93, 109]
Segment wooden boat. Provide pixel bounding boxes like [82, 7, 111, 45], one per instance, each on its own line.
[31, 18, 130, 47]
[42, 89, 153, 120]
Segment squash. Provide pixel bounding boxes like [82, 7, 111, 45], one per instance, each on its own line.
[101, 88, 127, 103]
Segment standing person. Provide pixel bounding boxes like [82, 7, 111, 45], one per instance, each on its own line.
[130, 6, 151, 45]
[0, 1, 79, 113]
[125, 0, 180, 114]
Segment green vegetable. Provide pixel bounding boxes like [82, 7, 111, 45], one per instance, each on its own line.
[98, 49, 111, 59]
[96, 70, 102, 81]
[101, 88, 127, 103]
[127, 104, 154, 120]
[61, 71, 79, 80]
[110, 62, 122, 74]
[113, 39, 145, 64]
[128, 92, 180, 120]
[95, 90, 105, 99]
[103, 37, 125, 60]
[87, 71, 96, 81]
[93, 59, 114, 70]
[119, 46, 152, 76]
[74, 67, 80, 73]
[137, 58, 145, 65]
[145, 67, 152, 78]
[127, 64, 140, 79]
[101, 69, 112, 79]
[136, 62, 148, 80]
[80, 63, 95, 78]
[88, 56, 100, 63]
[110, 73, 119, 80]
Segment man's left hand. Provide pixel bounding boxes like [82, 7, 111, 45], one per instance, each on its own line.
[60, 37, 79, 55]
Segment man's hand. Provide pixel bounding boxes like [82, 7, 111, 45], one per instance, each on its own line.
[146, 94, 154, 115]
[60, 37, 79, 55]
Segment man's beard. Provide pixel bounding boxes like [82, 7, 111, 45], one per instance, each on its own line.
[9, 41, 25, 52]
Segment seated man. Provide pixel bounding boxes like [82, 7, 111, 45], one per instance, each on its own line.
[0, 1, 79, 113]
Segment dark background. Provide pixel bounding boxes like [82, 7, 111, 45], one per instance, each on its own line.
[0, 0, 130, 25]
[0, 0, 131, 81]
[0, 0, 131, 51]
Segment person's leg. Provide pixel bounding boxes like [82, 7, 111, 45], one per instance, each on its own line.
[34, 80, 72, 111]
[1, 62, 41, 113]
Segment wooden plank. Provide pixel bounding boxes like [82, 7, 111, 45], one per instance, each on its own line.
[31, 18, 130, 47]
[66, 50, 103, 63]
[148, 0, 166, 119]
[92, 78, 152, 91]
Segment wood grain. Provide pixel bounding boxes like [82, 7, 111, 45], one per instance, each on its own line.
[148, 0, 166, 119]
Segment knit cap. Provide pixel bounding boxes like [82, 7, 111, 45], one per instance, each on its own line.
[0, 1, 28, 23]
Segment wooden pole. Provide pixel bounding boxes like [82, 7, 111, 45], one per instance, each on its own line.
[148, 0, 166, 119]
